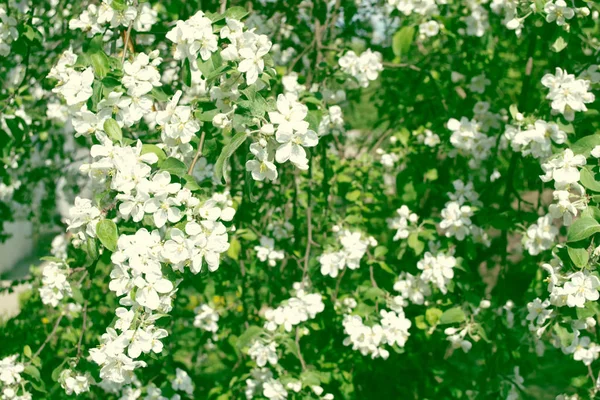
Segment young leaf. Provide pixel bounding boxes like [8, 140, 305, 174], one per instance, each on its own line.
[183, 58, 192, 87]
[392, 26, 415, 59]
[567, 246, 589, 268]
[103, 118, 122, 143]
[438, 307, 466, 325]
[160, 157, 188, 177]
[96, 219, 118, 252]
[225, 6, 249, 20]
[214, 132, 248, 183]
[580, 168, 600, 192]
[141, 144, 167, 162]
[567, 217, 600, 242]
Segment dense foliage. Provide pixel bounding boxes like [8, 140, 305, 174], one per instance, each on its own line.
[1, 0, 600, 399]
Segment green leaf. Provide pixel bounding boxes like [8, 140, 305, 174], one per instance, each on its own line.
[195, 109, 220, 122]
[236, 326, 263, 350]
[415, 315, 428, 330]
[183, 58, 192, 87]
[509, 104, 519, 120]
[227, 238, 241, 261]
[438, 307, 466, 325]
[90, 51, 110, 79]
[576, 302, 599, 319]
[345, 190, 361, 202]
[214, 132, 248, 183]
[225, 6, 249, 20]
[183, 174, 201, 191]
[567, 217, 600, 242]
[407, 233, 424, 255]
[160, 157, 188, 177]
[580, 168, 600, 192]
[363, 286, 386, 301]
[567, 246, 589, 268]
[378, 261, 395, 275]
[141, 144, 166, 162]
[96, 219, 118, 252]
[71, 286, 84, 304]
[551, 36, 568, 53]
[23, 345, 32, 358]
[85, 238, 99, 260]
[374, 246, 388, 258]
[111, 0, 128, 11]
[571, 134, 600, 157]
[197, 53, 224, 81]
[23, 365, 41, 382]
[150, 87, 170, 102]
[425, 307, 443, 326]
[392, 26, 415, 59]
[103, 118, 122, 143]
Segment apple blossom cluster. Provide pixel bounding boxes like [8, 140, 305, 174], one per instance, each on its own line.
[38, 261, 72, 307]
[245, 93, 320, 180]
[444, 325, 475, 353]
[220, 19, 272, 85]
[155, 90, 200, 152]
[245, 368, 288, 400]
[341, 308, 412, 359]
[254, 236, 285, 267]
[338, 50, 383, 88]
[59, 369, 93, 396]
[248, 340, 278, 367]
[387, 0, 442, 17]
[166, 11, 218, 62]
[65, 197, 101, 244]
[171, 368, 195, 397]
[447, 116, 495, 167]
[193, 304, 220, 333]
[506, 120, 567, 160]
[439, 180, 488, 243]
[522, 215, 558, 256]
[0, 355, 29, 400]
[416, 251, 457, 294]
[387, 205, 419, 241]
[264, 284, 325, 333]
[0, 6, 18, 57]
[393, 272, 431, 306]
[243, 283, 331, 400]
[47, 50, 94, 108]
[318, 229, 374, 278]
[542, 68, 595, 121]
[318, 105, 344, 136]
[69, 1, 157, 36]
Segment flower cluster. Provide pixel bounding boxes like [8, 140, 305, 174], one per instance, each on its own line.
[542, 68, 595, 121]
[342, 309, 412, 359]
[338, 49, 383, 88]
[254, 236, 285, 267]
[0, 355, 28, 400]
[39, 262, 72, 307]
[318, 229, 373, 278]
[193, 304, 220, 333]
[387, 205, 419, 241]
[264, 284, 325, 332]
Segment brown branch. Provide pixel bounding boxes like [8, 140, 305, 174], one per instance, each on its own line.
[32, 313, 65, 360]
[295, 327, 307, 371]
[187, 130, 207, 175]
[76, 299, 89, 360]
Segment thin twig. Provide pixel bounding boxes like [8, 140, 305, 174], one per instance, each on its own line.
[382, 62, 421, 71]
[187, 130, 207, 175]
[332, 268, 347, 302]
[32, 313, 65, 360]
[295, 327, 307, 371]
[76, 299, 89, 360]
